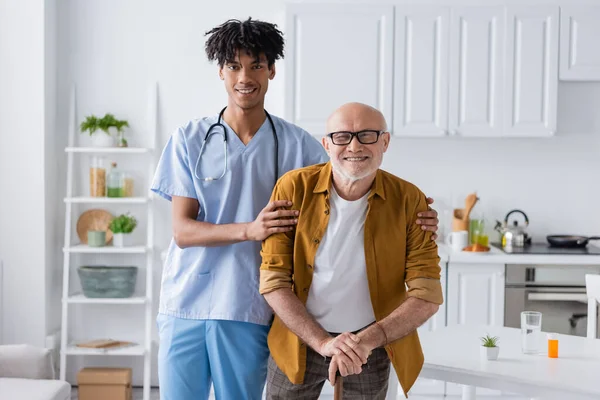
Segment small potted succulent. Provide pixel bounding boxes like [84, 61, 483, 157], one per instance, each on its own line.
[480, 334, 500, 361]
[109, 213, 137, 247]
[80, 113, 129, 147]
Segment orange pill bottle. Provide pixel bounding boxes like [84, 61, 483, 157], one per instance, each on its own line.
[547, 333, 558, 358]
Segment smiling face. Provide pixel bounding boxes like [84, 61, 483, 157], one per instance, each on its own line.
[322, 103, 390, 182]
[219, 50, 276, 111]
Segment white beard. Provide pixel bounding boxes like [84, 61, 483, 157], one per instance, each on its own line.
[331, 159, 377, 183]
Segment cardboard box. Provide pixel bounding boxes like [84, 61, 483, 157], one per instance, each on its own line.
[77, 367, 132, 400]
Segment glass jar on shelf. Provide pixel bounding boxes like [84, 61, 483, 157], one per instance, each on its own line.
[106, 162, 124, 197]
[117, 129, 128, 147]
[123, 173, 135, 197]
[89, 156, 107, 197]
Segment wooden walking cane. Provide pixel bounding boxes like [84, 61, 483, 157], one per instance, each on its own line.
[333, 373, 343, 400]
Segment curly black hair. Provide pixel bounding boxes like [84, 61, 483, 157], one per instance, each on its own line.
[205, 18, 285, 67]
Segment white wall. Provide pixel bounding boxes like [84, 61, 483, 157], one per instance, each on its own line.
[0, 0, 56, 347]
[45, 0, 62, 348]
[0, 0, 598, 386]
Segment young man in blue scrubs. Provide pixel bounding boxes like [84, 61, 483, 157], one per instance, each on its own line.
[151, 18, 440, 400]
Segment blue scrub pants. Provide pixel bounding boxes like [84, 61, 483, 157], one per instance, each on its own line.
[157, 314, 270, 400]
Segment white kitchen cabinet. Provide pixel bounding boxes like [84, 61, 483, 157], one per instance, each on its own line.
[504, 6, 559, 137]
[446, 262, 505, 396]
[284, 3, 394, 135]
[560, 6, 600, 81]
[408, 263, 448, 396]
[447, 262, 504, 327]
[449, 7, 505, 137]
[394, 7, 449, 137]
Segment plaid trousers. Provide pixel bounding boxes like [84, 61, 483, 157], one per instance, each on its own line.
[266, 346, 390, 399]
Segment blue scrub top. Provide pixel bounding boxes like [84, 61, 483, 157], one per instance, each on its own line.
[151, 113, 328, 325]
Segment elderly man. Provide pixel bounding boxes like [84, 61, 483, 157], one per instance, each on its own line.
[259, 102, 443, 399]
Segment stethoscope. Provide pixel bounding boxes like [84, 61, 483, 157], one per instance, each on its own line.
[194, 106, 279, 186]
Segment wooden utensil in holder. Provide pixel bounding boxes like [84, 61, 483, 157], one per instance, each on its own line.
[452, 193, 479, 232]
[463, 193, 479, 221]
[452, 209, 469, 231]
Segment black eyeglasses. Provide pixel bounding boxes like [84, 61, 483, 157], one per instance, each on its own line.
[326, 130, 384, 145]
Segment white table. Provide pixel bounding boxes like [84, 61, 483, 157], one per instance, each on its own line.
[418, 325, 600, 400]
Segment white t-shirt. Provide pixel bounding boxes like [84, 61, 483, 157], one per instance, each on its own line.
[305, 185, 376, 332]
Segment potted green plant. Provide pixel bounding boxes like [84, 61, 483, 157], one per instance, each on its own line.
[480, 334, 500, 361]
[80, 113, 129, 147]
[109, 213, 137, 247]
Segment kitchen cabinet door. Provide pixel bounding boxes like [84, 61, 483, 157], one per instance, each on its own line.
[449, 7, 505, 137]
[408, 263, 448, 396]
[447, 262, 504, 326]
[284, 4, 394, 135]
[394, 7, 449, 137]
[504, 6, 559, 137]
[560, 6, 600, 80]
[446, 262, 505, 396]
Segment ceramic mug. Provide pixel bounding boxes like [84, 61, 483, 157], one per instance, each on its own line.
[446, 230, 469, 251]
[87, 230, 106, 247]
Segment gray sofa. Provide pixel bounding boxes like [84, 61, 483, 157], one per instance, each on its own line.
[0, 344, 71, 400]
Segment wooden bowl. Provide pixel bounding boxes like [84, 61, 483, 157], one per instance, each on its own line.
[76, 209, 114, 244]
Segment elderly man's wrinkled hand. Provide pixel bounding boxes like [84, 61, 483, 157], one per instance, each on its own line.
[318, 333, 367, 365]
[416, 196, 439, 240]
[328, 354, 362, 385]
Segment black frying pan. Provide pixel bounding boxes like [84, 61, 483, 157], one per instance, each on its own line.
[547, 235, 600, 248]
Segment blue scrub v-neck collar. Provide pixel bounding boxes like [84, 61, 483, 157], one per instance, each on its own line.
[221, 116, 270, 154]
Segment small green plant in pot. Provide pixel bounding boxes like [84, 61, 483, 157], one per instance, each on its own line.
[480, 334, 500, 361]
[80, 113, 129, 147]
[109, 213, 137, 247]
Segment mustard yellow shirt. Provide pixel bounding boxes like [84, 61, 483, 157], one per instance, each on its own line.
[259, 162, 443, 397]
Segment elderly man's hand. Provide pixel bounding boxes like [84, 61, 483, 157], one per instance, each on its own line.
[328, 342, 374, 384]
[318, 333, 367, 371]
[328, 352, 363, 384]
[416, 196, 439, 240]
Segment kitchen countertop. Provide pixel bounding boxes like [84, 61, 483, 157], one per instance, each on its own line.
[437, 243, 600, 265]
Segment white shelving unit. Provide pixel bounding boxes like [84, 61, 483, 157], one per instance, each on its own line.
[64, 244, 150, 254]
[65, 147, 151, 154]
[65, 294, 149, 305]
[64, 344, 147, 356]
[59, 83, 157, 400]
[64, 197, 151, 204]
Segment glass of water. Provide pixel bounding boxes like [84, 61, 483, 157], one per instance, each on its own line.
[521, 311, 543, 354]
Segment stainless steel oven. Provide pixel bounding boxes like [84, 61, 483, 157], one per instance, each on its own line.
[505, 264, 600, 336]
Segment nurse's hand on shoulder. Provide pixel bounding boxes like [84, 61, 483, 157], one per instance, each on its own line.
[245, 200, 299, 241]
[416, 197, 439, 241]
